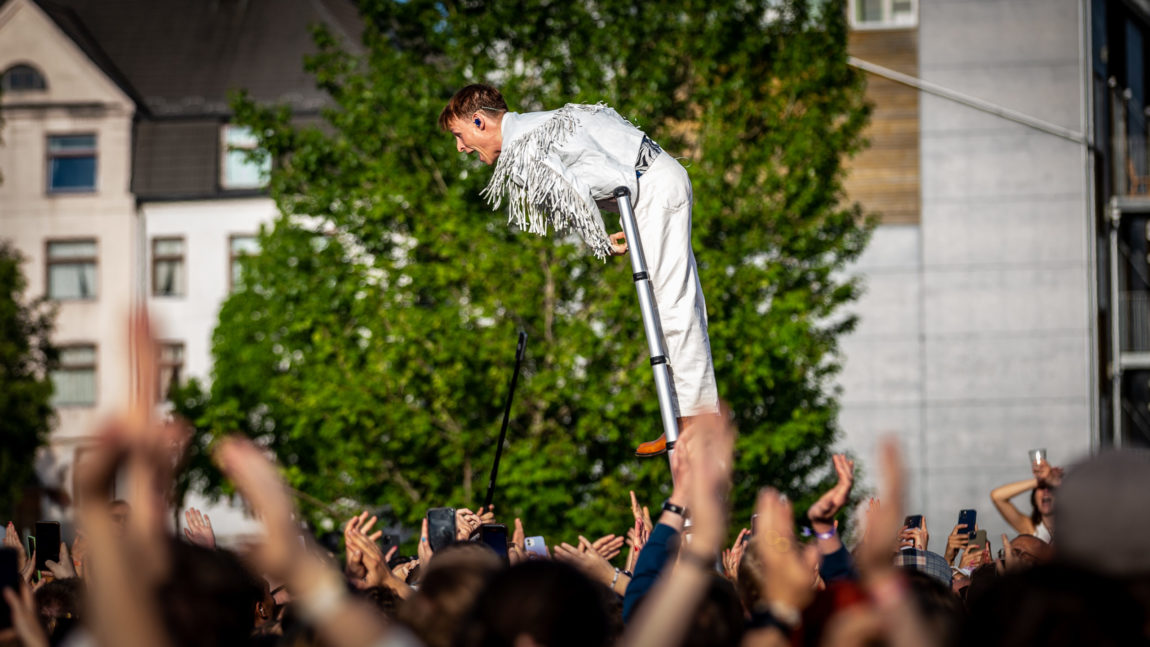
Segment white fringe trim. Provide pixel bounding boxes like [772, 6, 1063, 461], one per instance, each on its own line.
[481, 103, 614, 260]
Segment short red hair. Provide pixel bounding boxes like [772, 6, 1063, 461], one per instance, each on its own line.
[438, 84, 508, 131]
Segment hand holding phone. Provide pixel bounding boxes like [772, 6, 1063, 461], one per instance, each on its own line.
[523, 536, 548, 559]
[34, 522, 61, 573]
[957, 509, 977, 539]
[426, 508, 456, 552]
[479, 524, 509, 560]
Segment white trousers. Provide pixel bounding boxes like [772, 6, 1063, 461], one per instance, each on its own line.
[630, 152, 719, 417]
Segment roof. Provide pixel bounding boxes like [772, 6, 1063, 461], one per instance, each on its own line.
[5, 0, 364, 199]
[32, 0, 363, 117]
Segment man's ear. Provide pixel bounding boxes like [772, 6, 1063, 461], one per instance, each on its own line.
[473, 114, 483, 128]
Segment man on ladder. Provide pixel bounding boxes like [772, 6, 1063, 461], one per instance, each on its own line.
[439, 84, 718, 457]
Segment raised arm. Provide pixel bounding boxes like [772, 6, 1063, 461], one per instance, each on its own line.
[989, 478, 1038, 535]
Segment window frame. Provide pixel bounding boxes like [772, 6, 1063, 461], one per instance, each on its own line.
[848, 0, 918, 30]
[45, 133, 98, 194]
[1, 63, 47, 92]
[219, 124, 271, 190]
[52, 343, 98, 407]
[45, 238, 98, 302]
[157, 341, 185, 403]
[151, 236, 186, 298]
[228, 234, 259, 292]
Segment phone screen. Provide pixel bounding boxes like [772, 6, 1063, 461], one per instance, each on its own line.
[427, 508, 456, 552]
[35, 521, 61, 572]
[957, 509, 977, 538]
[903, 515, 923, 529]
[479, 524, 509, 559]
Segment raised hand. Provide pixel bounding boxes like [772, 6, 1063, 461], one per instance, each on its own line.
[629, 491, 652, 534]
[418, 518, 434, 571]
[590, 534, 625, 561]
[808, 454, 855, 529]
[898, 516, 929, 552]
[4, 522, 27, 574]
[508, 518, 526, 565]
[754, 489, 820, 613]
[183, 508, 216, 549]
[1, 582, 49, 647]
[944, 523, 971, 565]
[554, 536, 617, 587]
[44, 541, 77, 579]
[455, 508, 482, 540]
[477, 505, 497, 525]
[721, 528, 750, 581]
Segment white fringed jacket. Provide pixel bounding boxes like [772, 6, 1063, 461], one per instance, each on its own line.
[481, 104, 647, 260]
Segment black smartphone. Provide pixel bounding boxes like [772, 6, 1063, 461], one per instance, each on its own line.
[957, 509, 977, 539]
[903, 515, 923, 529]
[380, 533, 400, 557]
[427, 507, 456, 552]
[35, 521, 61, 572]
[0, 547, 18, 630]
[750, 514, 758, 536]
[479, 524, 509, 559]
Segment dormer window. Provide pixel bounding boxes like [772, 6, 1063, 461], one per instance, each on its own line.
[1, 64, 47, 92]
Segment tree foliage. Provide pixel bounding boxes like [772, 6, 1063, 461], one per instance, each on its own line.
[0, 241, 56, 515]
[174, 0, 874, 544]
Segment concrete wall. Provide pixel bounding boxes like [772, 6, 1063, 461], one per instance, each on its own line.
[838, 0, 1093, 544]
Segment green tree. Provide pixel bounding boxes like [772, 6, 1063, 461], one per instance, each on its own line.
[0, 241, 57, 515]
[174, 0, 873, 543]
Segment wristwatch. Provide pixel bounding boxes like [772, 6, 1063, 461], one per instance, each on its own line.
[662, 500, 687, 517]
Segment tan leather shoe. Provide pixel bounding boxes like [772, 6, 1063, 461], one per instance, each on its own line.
[634, 434, 667, 458]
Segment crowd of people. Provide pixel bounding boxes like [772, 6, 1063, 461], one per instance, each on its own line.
[2, 313, 1149, 647]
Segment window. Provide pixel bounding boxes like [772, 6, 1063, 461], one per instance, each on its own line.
[52, 345, 97, 406]
[1, 64, 46, 91]
[47, 134, 97, 193]
[158, 342, 184, 402]
[152, 237, 185, 297]
[221, 125, 270, 189]
[47, 240, 97, 300]
[849, 0, 917, 29]
[230, 235, 260, 290]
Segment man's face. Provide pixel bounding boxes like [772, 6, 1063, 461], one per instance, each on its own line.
[448, 116, 500, 165]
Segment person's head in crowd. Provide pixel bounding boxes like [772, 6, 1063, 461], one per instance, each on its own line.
[735, 545, 765, 613]
[964, 564, 1146, 647]
[680, 575, 744, 647]
[902, 570, 965, 647]
[1055, 449, 1150, 576]
[398, 542, 503, 647]
[458, 560, 611, 647]
[155, 540, 266, 647]
[1028, 486, 1054, 528]
[1008, 534, 1053, 568]
[361, 585, 402, 620]
[893, 548, 953, 588]
[34, 577, 83, 646]
[963, 563, 1000, 611]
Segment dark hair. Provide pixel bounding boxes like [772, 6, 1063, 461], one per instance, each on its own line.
[156, 541, 265, 647]
[458, 560, 611, 647]
[1028, 489, 1043, 527]
[963, 564, 1145, 646]
[438, 84, 508, 131]
[35, 577, 84, 646]
[903, 570, 965, 647]
[397, 544, 502, 647]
